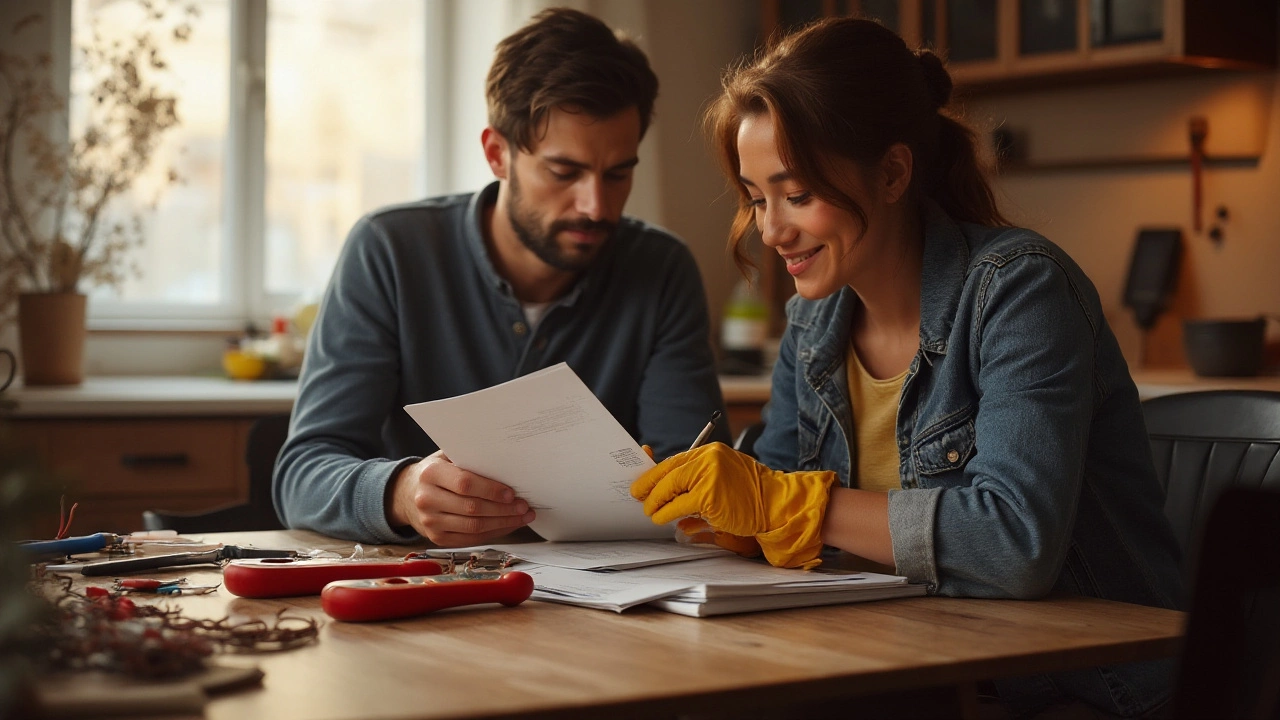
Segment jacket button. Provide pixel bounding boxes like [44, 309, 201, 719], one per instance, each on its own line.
[513, 322, 528, 335]
[946, 449, 959, 463]
[534, 337, 547, 351]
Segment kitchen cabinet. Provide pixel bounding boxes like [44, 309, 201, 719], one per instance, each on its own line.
[5, 376, 296, 537]
[950, 0, 1276, 93]
[765, 1, 1275, 89]
[13, 417, 253, 535]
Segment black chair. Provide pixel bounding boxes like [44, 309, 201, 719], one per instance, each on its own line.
[1142, 390, 1280, 559]
[1171, 486, 1280, 720]
[142, 413, 289, 533]
[734, 421, 765, 460]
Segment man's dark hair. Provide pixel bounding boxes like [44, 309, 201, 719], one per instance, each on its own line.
[486, 7, 659, 152]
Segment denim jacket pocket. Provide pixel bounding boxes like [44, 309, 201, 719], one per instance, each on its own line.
[913, 409, 976, 476]
[797, 415, 830, 470]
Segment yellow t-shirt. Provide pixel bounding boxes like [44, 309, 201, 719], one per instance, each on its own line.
[846, 343, 907, 493]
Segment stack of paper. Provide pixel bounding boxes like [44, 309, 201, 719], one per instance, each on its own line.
[476, 540, 727, 571]
[520, 555, 925, 616]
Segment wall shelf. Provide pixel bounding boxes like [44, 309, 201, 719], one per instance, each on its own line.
[998, 154, 1260, 174]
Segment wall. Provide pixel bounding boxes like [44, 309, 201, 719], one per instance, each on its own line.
[637, 0, 759, 341]
[964, 31, 1280, 370]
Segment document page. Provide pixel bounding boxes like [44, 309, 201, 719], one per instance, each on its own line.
[403, 363, 669, 541]
[519, 555, 920, 614]
[455, 540, 728, 571]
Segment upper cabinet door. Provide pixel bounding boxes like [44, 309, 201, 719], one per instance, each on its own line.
[1019, 0, 1079, 56]
[948, 0, 1000, 62]
[1089, 0, 1164, 48]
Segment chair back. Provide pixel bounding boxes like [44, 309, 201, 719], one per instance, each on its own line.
[734, 421, 766, 460]
[1171, 486, 1280, 720]
[142, 413, 289, 532]
[245, 413, 290, 528]
[1142, 390, 1280, 557]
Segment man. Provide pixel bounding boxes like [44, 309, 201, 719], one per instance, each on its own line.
[274, 8, 728, 546]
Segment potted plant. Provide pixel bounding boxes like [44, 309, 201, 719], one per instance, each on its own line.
[0, 2, 196, 385]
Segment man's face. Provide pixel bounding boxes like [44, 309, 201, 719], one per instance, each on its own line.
[504, 107, 641, 272]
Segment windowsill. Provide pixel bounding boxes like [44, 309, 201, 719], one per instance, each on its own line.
[3, 374, 775, 418]
[3, 376, 298, 418]
[87, 317, 257, 334]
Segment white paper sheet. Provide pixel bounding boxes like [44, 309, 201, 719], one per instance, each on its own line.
[403, 363, 669, 541]
[455, 540, 728, 571]
[520, 555, 921, 614]
[523, 564, 698, 611]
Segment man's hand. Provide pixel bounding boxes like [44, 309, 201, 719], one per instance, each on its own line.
[387, 450, 535, 546]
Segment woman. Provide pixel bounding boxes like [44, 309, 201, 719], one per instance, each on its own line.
[631, 17, 1181, 717]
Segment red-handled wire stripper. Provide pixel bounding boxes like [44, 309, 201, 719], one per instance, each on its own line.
[223, 555, 449, 598]
[320, 571, 535, 622]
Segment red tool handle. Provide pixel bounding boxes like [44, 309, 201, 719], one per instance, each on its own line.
[117, 578, 167, 591]
[321, 571, 535, 622]
[223, 557, 447, 598]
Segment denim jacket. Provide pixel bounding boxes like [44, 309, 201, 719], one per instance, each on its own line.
[753, 202, 1183, 716]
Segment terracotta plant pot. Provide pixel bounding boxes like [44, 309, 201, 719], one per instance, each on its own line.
[17, 292, 87, 386]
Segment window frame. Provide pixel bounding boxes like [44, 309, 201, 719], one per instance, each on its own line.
[63, 0, 436, 332]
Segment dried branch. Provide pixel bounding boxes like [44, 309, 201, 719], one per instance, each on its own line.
[0, 1, 195, 325]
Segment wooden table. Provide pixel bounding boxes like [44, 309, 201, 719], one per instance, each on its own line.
[49, 530, 1186, 719]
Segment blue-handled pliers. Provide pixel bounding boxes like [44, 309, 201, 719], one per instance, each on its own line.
[19, 532, 121, 557]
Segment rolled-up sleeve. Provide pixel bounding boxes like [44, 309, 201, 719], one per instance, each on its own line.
[893, 252, 1096, 598]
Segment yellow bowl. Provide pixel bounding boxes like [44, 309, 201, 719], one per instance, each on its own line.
[223, 350, 267, 381]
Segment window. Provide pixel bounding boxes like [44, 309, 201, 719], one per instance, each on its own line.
[72, 0, 427, 329]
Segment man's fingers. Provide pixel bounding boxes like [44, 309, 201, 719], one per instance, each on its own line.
[432, 523, 533, 548]
[419, 483, 529, 518]
[418, 496, 535, 538]
[430, 460, 517, 503]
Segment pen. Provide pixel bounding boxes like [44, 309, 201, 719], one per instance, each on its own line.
[688, 410, 723, 451]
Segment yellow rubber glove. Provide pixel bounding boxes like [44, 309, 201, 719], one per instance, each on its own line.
[676, 517, 762, 558]
[643, 446, 761, 557]
[630, 442, 837, 570]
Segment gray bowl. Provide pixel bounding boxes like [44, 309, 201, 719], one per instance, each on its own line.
[1183, 317, 1265, 377]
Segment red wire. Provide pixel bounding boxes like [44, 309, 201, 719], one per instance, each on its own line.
[61, 503, 79, 539]
[56, 495, 80, 540]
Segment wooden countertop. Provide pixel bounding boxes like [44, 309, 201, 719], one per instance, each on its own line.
[4, 376, 298, 417]
[4, 374, 776, 418]
[1129, 368, 1280, 399]
[6, 369, 1276, 418]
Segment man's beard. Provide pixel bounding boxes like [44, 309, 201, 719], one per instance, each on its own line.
[507, 171, 617, 273]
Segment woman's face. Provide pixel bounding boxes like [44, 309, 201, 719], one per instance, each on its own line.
[736, 112, 879, 300]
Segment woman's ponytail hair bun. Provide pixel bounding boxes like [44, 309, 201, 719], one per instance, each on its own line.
[916, 50, 952, 111]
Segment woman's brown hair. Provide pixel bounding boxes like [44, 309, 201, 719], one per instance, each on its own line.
[706, 17, 1008, 272]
